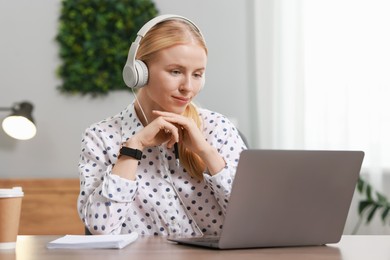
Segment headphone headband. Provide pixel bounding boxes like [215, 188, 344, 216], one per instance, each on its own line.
[136, 14, 204, 42]
[123, 14, 205, 89]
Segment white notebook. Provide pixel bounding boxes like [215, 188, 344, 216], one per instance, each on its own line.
[47, 233, 138, 249]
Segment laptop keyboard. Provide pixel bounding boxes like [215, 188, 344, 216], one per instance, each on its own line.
[187, 235, 220, 243]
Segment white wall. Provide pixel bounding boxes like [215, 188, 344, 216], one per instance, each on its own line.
[0, 0, 254, 178]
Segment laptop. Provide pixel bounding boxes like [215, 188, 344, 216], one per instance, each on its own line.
[168, 149, 364, 249]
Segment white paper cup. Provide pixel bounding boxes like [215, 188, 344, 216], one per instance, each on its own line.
[0, 187, 23, 250]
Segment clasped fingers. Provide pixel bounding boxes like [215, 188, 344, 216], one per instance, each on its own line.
[142, 116, 179, 148]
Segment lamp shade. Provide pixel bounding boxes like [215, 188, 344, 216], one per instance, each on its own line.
[1, 102, 37, 140]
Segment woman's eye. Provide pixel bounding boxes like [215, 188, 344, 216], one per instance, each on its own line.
[171, 70, 181, 75]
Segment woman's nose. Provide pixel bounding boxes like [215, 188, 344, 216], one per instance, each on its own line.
[180, 76, 194, 92]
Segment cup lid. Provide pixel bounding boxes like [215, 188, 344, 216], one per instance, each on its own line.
[0, 187, 24, 198]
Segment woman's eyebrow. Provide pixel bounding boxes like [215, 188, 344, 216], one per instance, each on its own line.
[166, 64, 205, 71]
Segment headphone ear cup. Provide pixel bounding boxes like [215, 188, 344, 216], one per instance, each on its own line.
[123, 61, 136, 88]
[134, 60, 149, 88]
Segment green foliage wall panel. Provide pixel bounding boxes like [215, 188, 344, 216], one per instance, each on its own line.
[56, 0, 158, 95]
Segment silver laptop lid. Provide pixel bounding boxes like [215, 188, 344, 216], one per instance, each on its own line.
[219, 149, 364, 249]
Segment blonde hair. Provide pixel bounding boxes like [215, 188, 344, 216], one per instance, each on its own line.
[136, 18, 207, 180]
[180, 103, 207, 180]
[136, 19, 207, 63]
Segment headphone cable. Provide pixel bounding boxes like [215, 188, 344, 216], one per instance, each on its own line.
[131, 88, 149, 125]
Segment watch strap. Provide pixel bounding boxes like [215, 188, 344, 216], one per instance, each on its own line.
[120, 146, 143, 160]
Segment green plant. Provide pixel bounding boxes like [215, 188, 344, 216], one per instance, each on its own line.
[353, 176, 390, 234]
[56, 0, 158, 95]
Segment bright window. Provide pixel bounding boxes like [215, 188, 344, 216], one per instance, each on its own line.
[302, 0, 390, 173]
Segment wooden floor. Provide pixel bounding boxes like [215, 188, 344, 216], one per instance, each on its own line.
[0, 178, 84, 235]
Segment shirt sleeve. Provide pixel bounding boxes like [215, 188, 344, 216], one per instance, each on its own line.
[201, 112, 247, 213]
[77, 125, 138, 235]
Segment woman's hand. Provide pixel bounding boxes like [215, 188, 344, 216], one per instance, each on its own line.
[152, 110, 208, 154]
[152, 110, 226, 175]
[126, 116, 180, 150]
[113, 115, 180, 180]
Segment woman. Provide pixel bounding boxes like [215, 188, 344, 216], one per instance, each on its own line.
[77, 15, 247, 236]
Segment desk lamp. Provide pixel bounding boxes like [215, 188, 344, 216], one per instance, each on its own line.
[0, 101, 37, 140]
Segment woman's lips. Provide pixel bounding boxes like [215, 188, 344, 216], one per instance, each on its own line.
[173, 96, 190, 105]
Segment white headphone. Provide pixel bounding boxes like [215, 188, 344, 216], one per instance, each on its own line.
[122, 14, 205, 89]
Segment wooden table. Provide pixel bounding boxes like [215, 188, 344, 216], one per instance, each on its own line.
[0, 235, 389, 260]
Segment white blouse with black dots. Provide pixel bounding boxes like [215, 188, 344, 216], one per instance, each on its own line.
[77, 103, 247, 236]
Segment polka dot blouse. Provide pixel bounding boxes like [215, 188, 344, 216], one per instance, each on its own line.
[77, 103, 247, 236]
